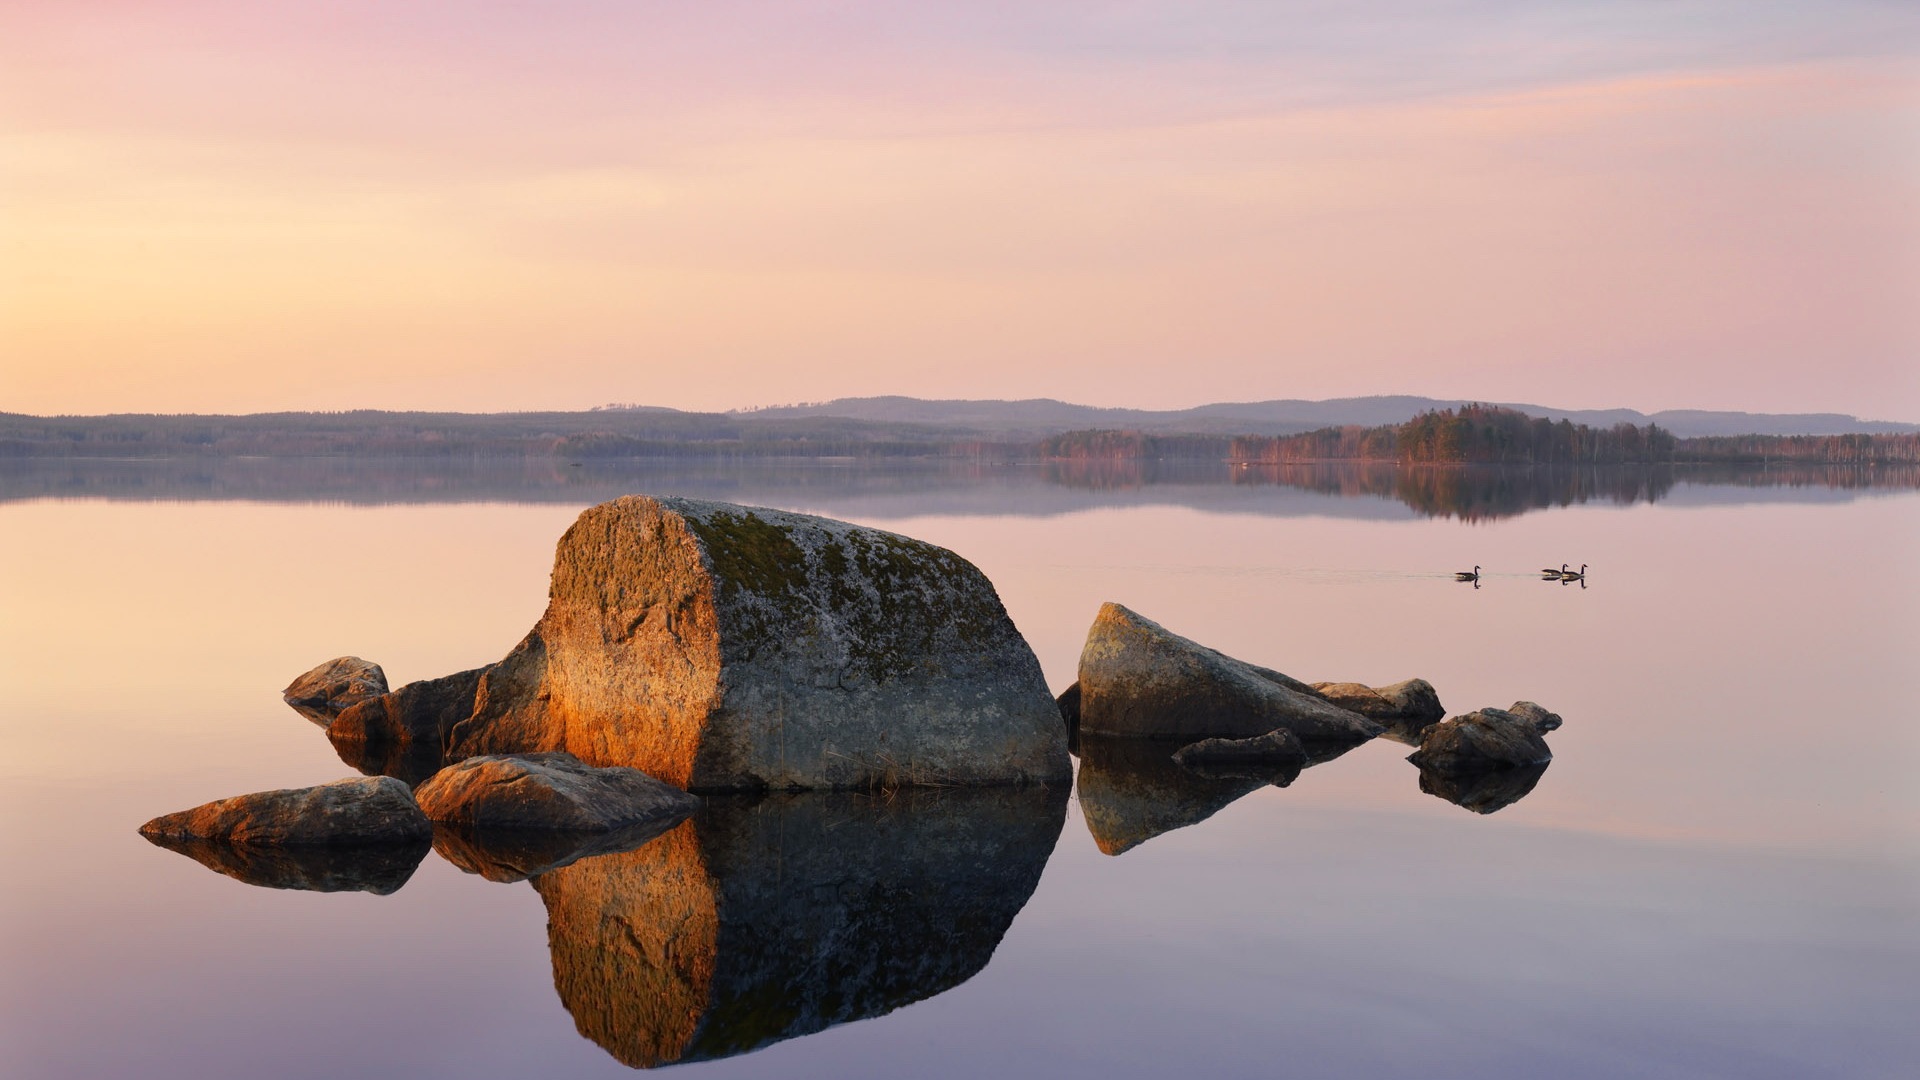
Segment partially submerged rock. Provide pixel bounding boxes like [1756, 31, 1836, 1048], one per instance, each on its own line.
[138, 776, 432, 847]
[1074, 603, 1383, 745]
[142, 835, 430, 894]
[534, 787, 1066, 1067]
[1309, 678, 1444, 727]
[1171, 729, 1308, 775]
[441, 496, 1068, 792]
[1056, 681, 1082, 730]
[282, 656, 387, 727]
[329, 666, 485, 754]
[1405, 702, 1561, 774]
[414, 752, 699, 834]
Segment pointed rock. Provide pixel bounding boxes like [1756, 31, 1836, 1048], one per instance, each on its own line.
[1074, 603, 1382, 744]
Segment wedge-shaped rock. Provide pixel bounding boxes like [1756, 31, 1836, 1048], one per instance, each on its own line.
[138, 776, 431, 847]
[1075, 603, 1383, 744]
[444, 496, 1069, 792]
[283, 656, 388, 727]
[1405, 701, 1560, 774]
[414, 752, 699, 834]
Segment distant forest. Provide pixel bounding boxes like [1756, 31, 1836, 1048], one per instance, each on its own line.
[4, 404, 1915, 466]
[1223, 406, 1920, 466]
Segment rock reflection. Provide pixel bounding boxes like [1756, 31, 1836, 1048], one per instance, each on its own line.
[1076, 735, 1291, 856]
[141, 835, 430, 894]
[530, 785, 1067, 1068]
[328, 727, 445, 787]
[1417, 762, 1551, 815]
[431, 818, 687, 884]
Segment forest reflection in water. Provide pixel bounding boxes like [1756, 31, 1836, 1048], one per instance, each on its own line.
[4, 455, 1916, 522]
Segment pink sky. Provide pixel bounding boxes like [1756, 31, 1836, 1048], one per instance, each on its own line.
[3, 1, 1916, 418]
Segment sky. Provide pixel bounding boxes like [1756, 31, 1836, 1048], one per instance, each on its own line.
[3, 1, 1917, 418]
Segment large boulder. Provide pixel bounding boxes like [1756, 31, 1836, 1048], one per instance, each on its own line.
[532, 788, 1066, 1068]
[328, 666, 486, 753]
[442, 496, 1069, 792]
[1405, 701, 1561, 774]
[414, 752, 699, 833]
[138, 776, 431, 847]
[282, 656, 388, 727]
[1074, 603, 1383, 745]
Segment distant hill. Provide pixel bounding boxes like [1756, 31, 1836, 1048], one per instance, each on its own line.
[729, 396, 1919, 439]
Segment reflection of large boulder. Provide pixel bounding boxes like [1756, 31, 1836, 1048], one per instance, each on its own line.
[414, 752, 698, 832]
[138, 776, 432, 847]
[1075, 603, 1382, 744]
[1076, 735, 1274, 855]
[1406, 702, 1560, 774]
[440, 496, 1068, 792]
[1418, 761, 1549, 815]
[532, 787, 1067, 1068]
[282, 656, 387, 727]
[141, 835, 429, 894]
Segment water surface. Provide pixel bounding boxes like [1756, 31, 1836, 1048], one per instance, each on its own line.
[1, 461, 1914, 1078]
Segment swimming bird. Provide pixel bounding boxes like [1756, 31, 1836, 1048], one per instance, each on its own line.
[1560, 563, 1587, 581]
[1454, 565, 1481, 582]
[1541, 563, 1567, 579]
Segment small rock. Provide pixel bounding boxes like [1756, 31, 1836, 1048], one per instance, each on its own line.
[1506, 700, 1562, 733]
[283, 656, 388, 727]
[1309, 678, 1444, 725]
[329, 666, 486, 751]
[1405, 704, 1560, 774]
[1056, 682, 1082, 730]
[138, 776, 431, 846]
[413, 752, 699, 833]
[1171, 729, 1308, 774]
[1075, 603, 1383, 744]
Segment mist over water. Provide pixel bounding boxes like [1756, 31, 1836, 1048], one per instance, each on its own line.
[2, 460, 1915, 1078]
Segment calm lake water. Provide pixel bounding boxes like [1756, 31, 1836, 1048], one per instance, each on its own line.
[2, 460, 1916, 1079]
